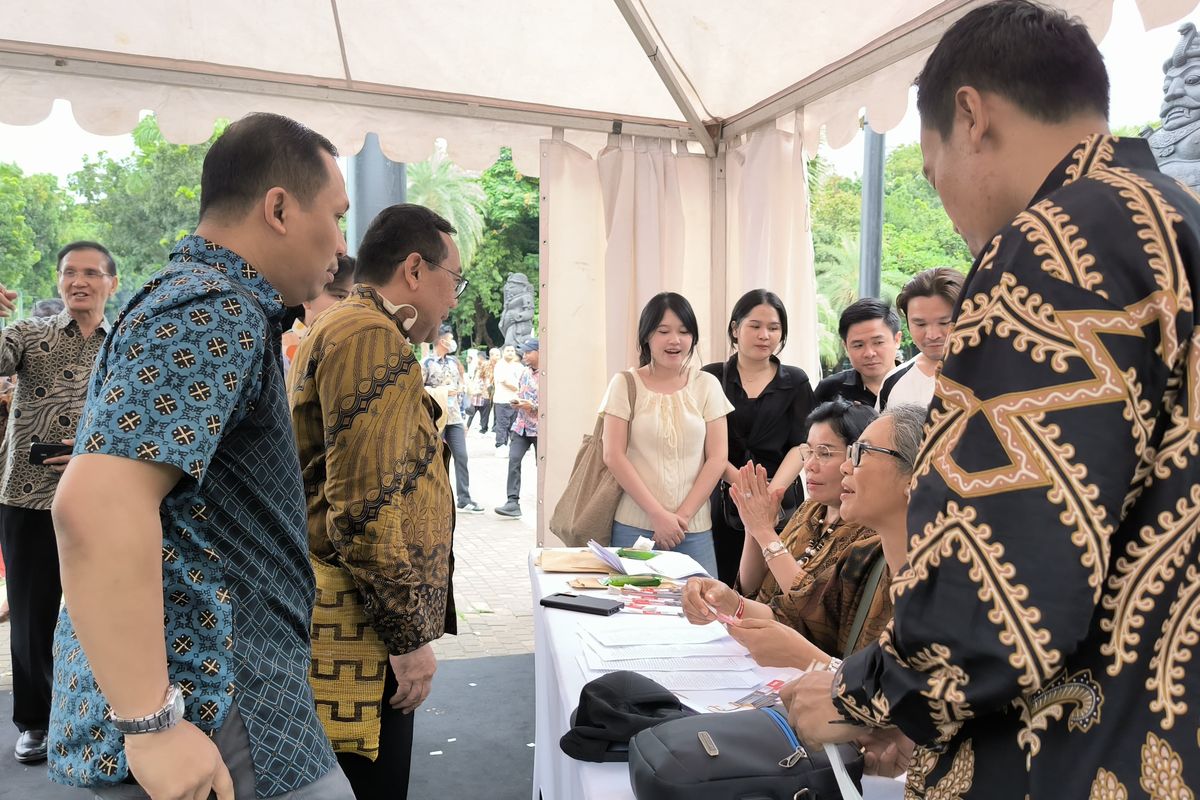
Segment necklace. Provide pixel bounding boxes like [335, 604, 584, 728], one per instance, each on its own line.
[796, 511, 838, 568]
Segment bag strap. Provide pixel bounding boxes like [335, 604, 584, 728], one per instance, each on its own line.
[622, 368, 637, 422]
[844, 552, 887, 660]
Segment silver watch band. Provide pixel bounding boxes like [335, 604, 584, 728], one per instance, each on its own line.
[109, 683, 185, 735]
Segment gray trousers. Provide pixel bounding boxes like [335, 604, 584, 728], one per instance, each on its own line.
[93, 703, 355, 800]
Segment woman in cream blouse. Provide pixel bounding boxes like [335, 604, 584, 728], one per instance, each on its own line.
[600, 292, 733, 577]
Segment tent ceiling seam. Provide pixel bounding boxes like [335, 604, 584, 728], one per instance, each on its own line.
[329, 0, 353, 84]
[611, 0, 716, 156]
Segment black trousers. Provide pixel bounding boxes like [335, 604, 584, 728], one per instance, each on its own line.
[466, 400, 491, 432]
[709, 495, 746, 588]
[336, 666, 415, 800]
[506, 434, 537, 502]
[0, 505, 60, 732]
[493, 404, 517, 447]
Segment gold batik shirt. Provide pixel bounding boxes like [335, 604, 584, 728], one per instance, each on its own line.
[833, 136, 1200, 797]
[289, 284, 455, 655]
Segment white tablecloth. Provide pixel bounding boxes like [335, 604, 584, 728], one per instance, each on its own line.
[529, 551, 904, 800]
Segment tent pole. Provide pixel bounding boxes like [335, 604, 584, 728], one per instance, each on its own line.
[535, 130, 561, 547]
[710, 146, 728, 364]
[858, 124, 885, 299]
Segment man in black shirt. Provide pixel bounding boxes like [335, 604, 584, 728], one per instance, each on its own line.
[813, 298, 901, 406]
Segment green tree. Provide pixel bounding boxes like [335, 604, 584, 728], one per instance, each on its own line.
[0, 165, 39, 310]
[450, 147, 539, 347]
[69, 115, 223, 307]
[406, 141, 486, 270]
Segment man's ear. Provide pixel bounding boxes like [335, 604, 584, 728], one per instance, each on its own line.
[264, 188, 288, 235]
[401, 252, 423, 291]
[954, 86, 989, 150]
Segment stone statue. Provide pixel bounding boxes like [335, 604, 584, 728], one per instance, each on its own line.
[498, 273, 535, 348]
[1148, 23, 1200, 191]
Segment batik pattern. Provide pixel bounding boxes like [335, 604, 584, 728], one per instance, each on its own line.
[833, 136, 1200, 796]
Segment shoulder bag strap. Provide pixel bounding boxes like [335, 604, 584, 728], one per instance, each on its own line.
[622, 368, 637, 422]
[844, 553, 887, 660]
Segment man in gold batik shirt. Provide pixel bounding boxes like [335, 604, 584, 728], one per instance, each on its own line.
[785, 2, 1200, 797]
[289, 204, 462, 800]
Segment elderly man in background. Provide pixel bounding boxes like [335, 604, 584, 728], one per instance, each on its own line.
[0, 241, 118, 764]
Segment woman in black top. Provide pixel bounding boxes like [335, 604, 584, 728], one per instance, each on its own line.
[702, 289, 814, 586]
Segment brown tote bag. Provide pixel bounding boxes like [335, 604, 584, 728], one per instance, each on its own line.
[549, 370, 637, 546]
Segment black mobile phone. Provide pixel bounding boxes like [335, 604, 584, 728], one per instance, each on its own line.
[539, 592, 623, 616]
[29, 442, 72, 465]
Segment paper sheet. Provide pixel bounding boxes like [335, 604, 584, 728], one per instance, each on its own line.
[576, 655, 759, 691]
[582, 645, 755, 673]
[580, 634, 747, 660]
[585, 622, 728, 647]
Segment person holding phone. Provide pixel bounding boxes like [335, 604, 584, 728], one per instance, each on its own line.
[0, 241, 119, 765]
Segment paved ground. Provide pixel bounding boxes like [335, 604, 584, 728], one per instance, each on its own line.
[0, 419, 537, 688]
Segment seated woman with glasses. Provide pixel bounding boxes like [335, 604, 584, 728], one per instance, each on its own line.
[736, 400, 877, 603]
[683, 403, 928, 670]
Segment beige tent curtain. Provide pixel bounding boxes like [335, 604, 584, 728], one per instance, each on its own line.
[724, 114, 822, 384]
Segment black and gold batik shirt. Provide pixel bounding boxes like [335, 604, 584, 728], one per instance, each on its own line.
[833, 136, 1200, 797]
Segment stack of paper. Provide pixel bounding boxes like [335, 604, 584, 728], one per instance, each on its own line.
[586, 540, 709, 579]
[575, 622, 759, 691]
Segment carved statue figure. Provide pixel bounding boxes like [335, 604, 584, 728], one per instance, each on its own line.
[1148, 23, 1200, 191]
[498, 273, 535, 348]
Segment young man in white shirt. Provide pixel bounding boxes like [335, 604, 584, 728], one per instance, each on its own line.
[876, 267, 964, 410]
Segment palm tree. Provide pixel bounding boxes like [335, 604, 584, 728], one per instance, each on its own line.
[406, 139, 486, 269]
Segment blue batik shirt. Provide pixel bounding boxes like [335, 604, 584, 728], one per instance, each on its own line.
[48, 236, 336, 797]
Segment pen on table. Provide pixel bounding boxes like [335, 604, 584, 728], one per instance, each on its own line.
[626, 597, 682, 607]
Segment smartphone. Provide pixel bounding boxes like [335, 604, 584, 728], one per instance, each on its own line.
[29, 442, 72, 465]
[539, 592, 623, 616]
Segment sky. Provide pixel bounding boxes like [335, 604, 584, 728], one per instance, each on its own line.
[0, 0, 1189, 183]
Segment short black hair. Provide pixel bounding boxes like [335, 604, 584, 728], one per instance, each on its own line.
[57, 241, 117, 276]
[917, 0, 1109, 139]
[727, 289, 788, 350]
[330, 254, 356, 292]
[838, 298, 900, 341]
[354, 204, 457, 285]
[199, 112, 338, 221]
[806, 400, 878, 446]
[636, 292, 700, 368]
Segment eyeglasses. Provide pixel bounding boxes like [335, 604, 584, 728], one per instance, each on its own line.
[798, 444, 840, 464]
[58, 268, 112, 281]
[847, 440, 908, 468]
[423, 257, 468, 298]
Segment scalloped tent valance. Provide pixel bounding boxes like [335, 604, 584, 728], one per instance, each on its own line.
[0, 0, 1192, 174]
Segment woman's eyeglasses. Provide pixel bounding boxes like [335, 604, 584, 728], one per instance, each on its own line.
[847, 440, 908, 468]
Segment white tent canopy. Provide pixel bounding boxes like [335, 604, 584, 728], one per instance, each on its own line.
[0, 0, 1191, 541]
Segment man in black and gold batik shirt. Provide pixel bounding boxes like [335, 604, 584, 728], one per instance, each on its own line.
[289, 204, 461, 800]
[785, 3, 1200, 797]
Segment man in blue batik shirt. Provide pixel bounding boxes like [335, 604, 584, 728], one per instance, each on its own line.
[50, 113, 356, 800]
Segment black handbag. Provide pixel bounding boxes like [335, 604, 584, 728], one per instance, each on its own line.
[628, 705, 863, 799]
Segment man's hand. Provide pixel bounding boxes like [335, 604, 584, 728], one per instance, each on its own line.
[0, 285, 17, 318]
[681, 576, 738, 624]
[857, 726, 914, 777]
[123, 720, 234, 800]
[44, 438, 75, 474]
[389, 644, 437, 714]
[780, 670, 860, 746]
[724, 616, 819, 668]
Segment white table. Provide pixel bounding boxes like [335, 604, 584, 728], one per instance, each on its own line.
[529, 551, 904, 800]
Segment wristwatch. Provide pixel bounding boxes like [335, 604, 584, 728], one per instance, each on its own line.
[109, 683, 186, 735]
[762, 540, 789, 561]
